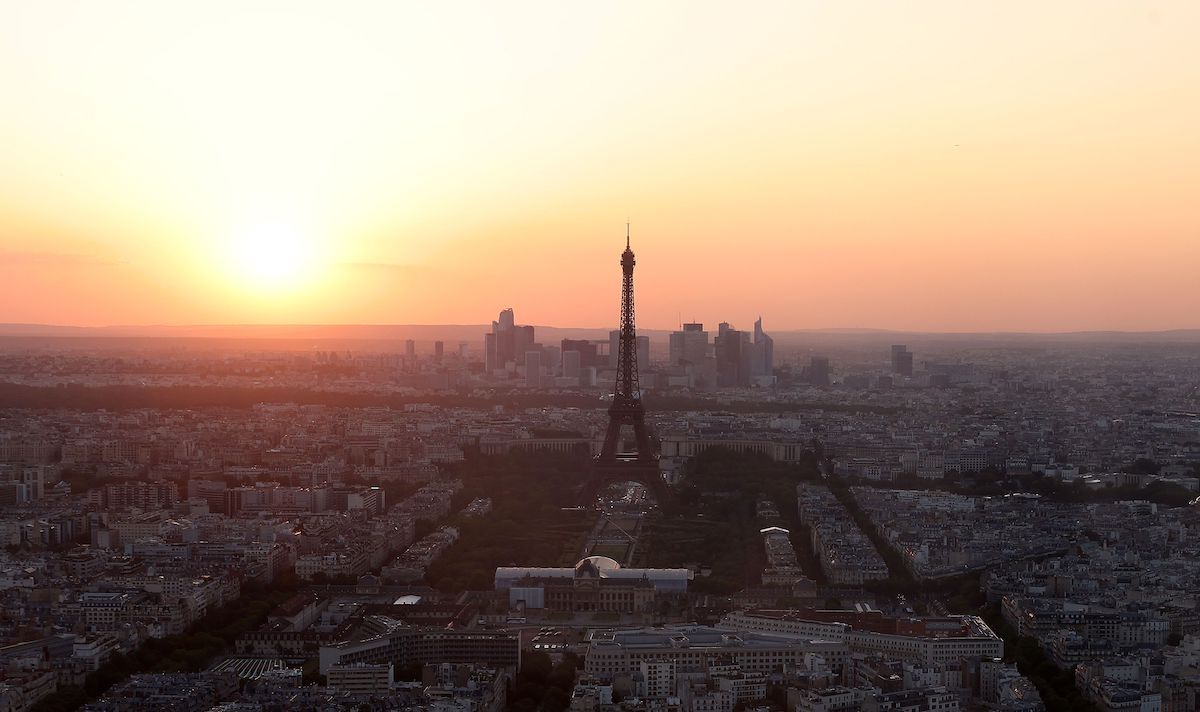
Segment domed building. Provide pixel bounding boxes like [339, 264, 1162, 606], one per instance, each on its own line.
[495, 557, 690, 615]
[574, 555, 622, 577]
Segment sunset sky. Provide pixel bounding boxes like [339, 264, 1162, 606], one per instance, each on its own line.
[2, 1, 1198, 332]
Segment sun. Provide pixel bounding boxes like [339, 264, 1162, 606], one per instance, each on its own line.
[228, 221, 318, 289]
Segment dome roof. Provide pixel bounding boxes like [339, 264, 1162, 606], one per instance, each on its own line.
[575, 555, 621, 577]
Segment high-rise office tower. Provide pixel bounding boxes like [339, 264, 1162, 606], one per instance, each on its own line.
[561, 339, 600, 369]
[668, 322, 709, 367]
[737, 332, 752, 386]
[581, 366, 597, 387]
[668, 331, 683, 365]
[405, 339, 416, 358]
[484, 308, 535, 373]
[483, 332, 497, 372]
[668, 322, 714, 388]
[433, 341, 444, 361]
[513, 326, 536, 367]
[714, 322, 750, 387]
[562, 350, 582, 379]
[543, 345, 561, 375]
[751, 316, 775, 381]
[524, 350, 541, 388]
[891, 345, 913, 377]
[714, 323, 734, 386]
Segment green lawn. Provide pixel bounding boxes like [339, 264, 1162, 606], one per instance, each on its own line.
[589, 543, 630, 562]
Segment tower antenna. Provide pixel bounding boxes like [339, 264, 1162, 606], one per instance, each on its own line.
[589, 222, 662, 504]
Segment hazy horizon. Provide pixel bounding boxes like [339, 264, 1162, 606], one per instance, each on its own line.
[6, 321, 1200, 339]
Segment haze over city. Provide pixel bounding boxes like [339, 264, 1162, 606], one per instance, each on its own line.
[4, 5, 1200, 712]
[4, 1, 1200, 331]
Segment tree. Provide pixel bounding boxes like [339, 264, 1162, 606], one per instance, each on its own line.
[541, 687, 571, 712]
[521, 651, 554, 680]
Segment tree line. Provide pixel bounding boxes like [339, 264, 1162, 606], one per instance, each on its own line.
[31, 575, 301, 712]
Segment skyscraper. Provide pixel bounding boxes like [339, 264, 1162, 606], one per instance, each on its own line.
[668, 323, 709, 367]
[483, 332, 497, 372]
[524, 350, 542, 388]
[513, 326, 536, 367]
[667, 322, 715, 389]
[562, 350, 582, 379]
[433, 341, 444, 361]
[751, 316, 774, 383]
[405, 339, 416, 358]
[714, 322, 750, 387]
[543, 345, 561, 375]
[561, 339, 600, 369]
[497, 308, 515, 331]
[484, 308, 535, 374]
[891, 345, 913, 377]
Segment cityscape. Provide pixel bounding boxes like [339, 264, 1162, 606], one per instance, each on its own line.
[3, 3, 1200, 712]
[0, 232, 1198, 712]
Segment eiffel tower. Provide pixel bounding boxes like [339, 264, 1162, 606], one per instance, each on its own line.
[584, 225, 669, 505]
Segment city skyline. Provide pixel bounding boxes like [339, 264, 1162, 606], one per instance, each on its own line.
[4, 5, 1200, 710]
[4, 2, 1200, 332]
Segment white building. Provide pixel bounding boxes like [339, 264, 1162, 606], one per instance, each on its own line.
[719, 610, 1003, 667]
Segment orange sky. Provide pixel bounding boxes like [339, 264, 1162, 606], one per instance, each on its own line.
[2, 1, 1198, 332]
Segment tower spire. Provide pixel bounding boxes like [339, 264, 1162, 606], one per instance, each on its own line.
[587, 223, 666, 507]
[599, 225, 652, 457]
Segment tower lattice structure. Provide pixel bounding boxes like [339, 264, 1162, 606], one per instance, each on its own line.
[597, 228, 656, 464]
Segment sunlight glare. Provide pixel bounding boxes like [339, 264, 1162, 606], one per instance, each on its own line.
[229, 220, 318, 290]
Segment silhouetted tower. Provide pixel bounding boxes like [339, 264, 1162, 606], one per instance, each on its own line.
[598, 227, 656, 463]
[582, 226, 667, 506]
